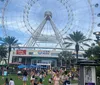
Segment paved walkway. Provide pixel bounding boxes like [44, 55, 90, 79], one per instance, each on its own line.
[71, 84, 78, 85]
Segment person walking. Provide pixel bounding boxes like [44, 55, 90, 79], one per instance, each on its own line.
[53, 72, 60, 85]
[17, 70, 22, 79]
[48, 78, 52, 85]
[9, 78, 15, 85]
[38, 79, 44, 85]
[22, 69, 28, 85]
[30, 70, 35, 85]
[3, 78, 9, 85]
[63, 75, 70, 85]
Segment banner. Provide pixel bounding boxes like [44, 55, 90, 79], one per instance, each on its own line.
[16, 50, 26, 55]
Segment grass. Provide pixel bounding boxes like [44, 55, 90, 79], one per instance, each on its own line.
[0, 74, 51, 85]
[0, 74, 78, 85]
[71, 80, 78, 83]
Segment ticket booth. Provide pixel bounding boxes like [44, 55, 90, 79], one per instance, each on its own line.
[77, 60, 100, 85]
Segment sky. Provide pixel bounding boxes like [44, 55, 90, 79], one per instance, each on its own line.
[0, 0, 100, 48]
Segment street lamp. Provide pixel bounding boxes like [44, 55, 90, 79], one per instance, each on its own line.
[93, 31, 100, 45]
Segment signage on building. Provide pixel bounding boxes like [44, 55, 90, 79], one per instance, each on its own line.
[38, 50, 50, 55]
[16, 50, 26, 55]
[28, 50, 50, 55]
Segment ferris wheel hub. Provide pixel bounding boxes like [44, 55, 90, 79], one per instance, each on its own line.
[44, 11, 52, 20]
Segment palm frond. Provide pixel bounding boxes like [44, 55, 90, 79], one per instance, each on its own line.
[63, 31, 92, 49]
[69, 31, 86, 42]
[65, 43, 73, 47]
[79, 38, 92, 43]
[12, 40, 18, 45]
[63, 36, 73, 41]
[82, 43, 91, 47]
[83, 38, 92, 41]
[63, 42, 73, 44]
[80, 45, 85, 51]
[1, 42, 7, 46]
[69, 34, 77, 42]
[2, 36, 19, 46]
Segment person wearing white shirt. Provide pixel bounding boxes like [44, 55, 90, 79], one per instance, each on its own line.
[9, 78, 15, 85]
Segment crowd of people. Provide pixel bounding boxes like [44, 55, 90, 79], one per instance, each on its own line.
[0, 67, 76, 85]
[17, 68, 74, 85]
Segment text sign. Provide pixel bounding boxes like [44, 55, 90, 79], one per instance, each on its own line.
[16, 50, 26, 55]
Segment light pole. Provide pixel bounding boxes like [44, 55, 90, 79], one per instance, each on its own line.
[93, 31, 100, 45]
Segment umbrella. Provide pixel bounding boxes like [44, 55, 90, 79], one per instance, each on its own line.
[36, 65, 44, 68]
[26, 65, 30, 68]
[30, 64, 36, 68]
[18, 64, 26, 69]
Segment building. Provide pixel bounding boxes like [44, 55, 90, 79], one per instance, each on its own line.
[10, 49, 60, 67]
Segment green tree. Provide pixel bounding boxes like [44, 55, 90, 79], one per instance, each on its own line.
[58, 51, 75, 68]
[83, 45, 100, 77]
[64, 31, 91, 63]
[58, 52, 63, 67]
[84, 46, 100, 60]
[0, 36, 19, 64]
[0, 45, 7, 63]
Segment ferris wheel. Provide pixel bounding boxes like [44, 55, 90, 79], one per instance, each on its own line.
[0, 0, 100, 49]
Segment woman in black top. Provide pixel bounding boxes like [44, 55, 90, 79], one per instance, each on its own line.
[22, 69, 28, 85]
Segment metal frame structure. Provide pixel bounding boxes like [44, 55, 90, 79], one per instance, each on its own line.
[0, 0, 98, 50]
[22, 0, 74, 39]
[87, 0, 95, 37]
[1, 0, 97, 36]
[1, 0, 9, 36]
[24, 11, 64, 49]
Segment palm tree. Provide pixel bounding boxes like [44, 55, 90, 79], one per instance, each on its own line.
[58, 52, 63, 67]
[64, 31, 91, 63]
[0, 45, 7, 63]
[1, 36, 19, 64]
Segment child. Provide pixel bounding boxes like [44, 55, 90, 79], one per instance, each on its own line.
[48, 78, 52, 85]
[38, 79, 43, 85]
[63, 77, 70, 85]
[3, 78, 9, 85]
[34, 78, 38, 85]
[17, 70, 22, 79]
[9, 78, 15, 85]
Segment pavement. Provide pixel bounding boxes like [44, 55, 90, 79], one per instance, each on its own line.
[71, 84, 78, 85]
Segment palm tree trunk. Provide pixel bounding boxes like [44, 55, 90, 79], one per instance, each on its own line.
[8, 45, 11, 64]
[75, 43, 79, 63]
[75, 43, 80, 85]
[8, 51, 10, 64]
[76, 51, 79, 63]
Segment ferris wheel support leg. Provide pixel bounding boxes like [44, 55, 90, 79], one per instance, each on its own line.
[29, 18, 47, 46]
[49, 18, 64, 49]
